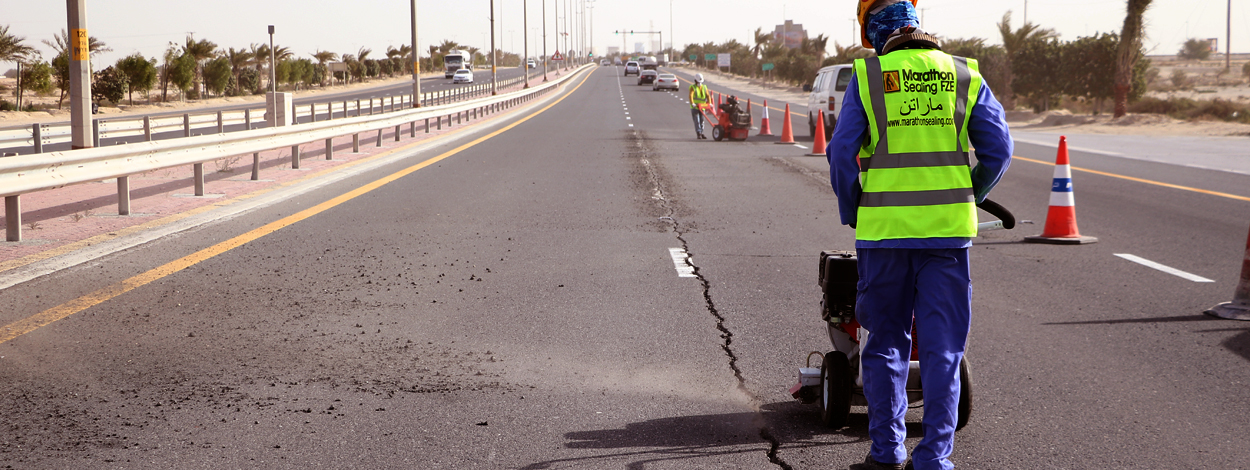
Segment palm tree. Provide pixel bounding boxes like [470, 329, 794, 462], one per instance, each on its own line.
[997, 11, 1058, 56]
[181, 35, 217, 97]
[751, 27, 772, 58]
[312, 50, 338, 84]
[1114, 0, 1153, 117]
[225, 47, 253, 93]
[1, 24, 36, 63]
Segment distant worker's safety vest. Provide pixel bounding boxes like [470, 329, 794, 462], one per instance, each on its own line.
[852, 49, 983, 241]
[689, 83, 710, 108]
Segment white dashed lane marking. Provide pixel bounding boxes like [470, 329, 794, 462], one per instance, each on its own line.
[1114, 254, 1214, 282]
[669, 248, 696, 277]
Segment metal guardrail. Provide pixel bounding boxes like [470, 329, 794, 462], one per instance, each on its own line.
[0, 65, 591, 241]
[0, 75, 535, 156]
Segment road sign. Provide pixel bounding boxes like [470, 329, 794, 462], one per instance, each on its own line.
[689, 54, 697, 61]
[717, 53, 731, 67]
[762, 63, 774, 71]
[704, 54, 716, 61]
[551, 50, 565, 61]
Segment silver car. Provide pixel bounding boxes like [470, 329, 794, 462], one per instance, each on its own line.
[452, 68, 474, 84]
[653, 73, 679, 91]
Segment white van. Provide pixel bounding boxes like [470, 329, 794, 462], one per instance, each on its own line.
[805, 64, 855, 138]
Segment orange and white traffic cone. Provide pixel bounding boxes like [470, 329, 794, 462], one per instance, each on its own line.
[807, 112, 828, 156]
[774, 103, 796, 145]
[1205, 225, 1250, 320]
[1024, 136, 1098, 244]
[758, 100, 774, 136]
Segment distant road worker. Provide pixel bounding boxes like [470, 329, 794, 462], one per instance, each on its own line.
[689, 73, 712, 139]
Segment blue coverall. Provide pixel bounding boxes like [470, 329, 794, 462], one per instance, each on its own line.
[827, 73, 1013, 470]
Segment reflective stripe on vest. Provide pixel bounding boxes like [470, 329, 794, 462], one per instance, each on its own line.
[853, 50, 981, 240]
[691, 84, 709, 103]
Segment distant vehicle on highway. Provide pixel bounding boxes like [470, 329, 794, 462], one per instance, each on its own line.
[653, 73, 678, 91]
[624, 61, 640, 76]
[640, 56, 659, 71]
[444, 50, 472, 78]
[452, 68, 474, 84]
[637, 70, 658, 86]
[526, 59, 536, 69]
[613, 58, 623, 66]
[600, 59, 609, 66]
[805, 64, 854, 138]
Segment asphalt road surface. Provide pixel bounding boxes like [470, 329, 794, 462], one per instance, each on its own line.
[2, 65, 1249, 469]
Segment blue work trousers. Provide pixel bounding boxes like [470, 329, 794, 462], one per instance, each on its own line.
[690, 107, 705, 135]
[856, 248, 971, 470]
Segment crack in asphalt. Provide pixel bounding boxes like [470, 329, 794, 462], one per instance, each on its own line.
[630, 130, 794, 470]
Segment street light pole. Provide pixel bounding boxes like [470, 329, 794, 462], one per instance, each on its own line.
[524, 0, 530, 88]
[491, 0, 498, 94]
[543, 0, 548, 81]
[268, 25, 276, 93]
[411, 0, 420, 107]
[67, 0, 92, 149]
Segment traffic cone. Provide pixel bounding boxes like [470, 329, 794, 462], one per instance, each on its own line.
[807, 112, 828, 156]
[758, 100, 774, 136]
[774, 103, 796, 144]
[1024, 136, 1098, 244]
[1205, 225, 1250, 320]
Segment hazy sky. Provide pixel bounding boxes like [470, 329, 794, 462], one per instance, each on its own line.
[2, 0, 1245, 69]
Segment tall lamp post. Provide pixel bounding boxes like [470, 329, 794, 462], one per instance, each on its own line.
[268, 25, 276, 93]
[524, 0, 530, 88]
[411, 0, 420, 107]
[490, 0, 498, 95]
[542, 0, 548, 81]
[67, 0, 93, 150]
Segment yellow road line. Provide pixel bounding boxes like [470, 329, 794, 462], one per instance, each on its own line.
[0, 75, 561, 276]
[1014, 155, 1250, 202]
[0, 70, 594, 346]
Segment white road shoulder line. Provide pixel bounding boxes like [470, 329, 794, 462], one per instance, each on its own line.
[1114, 254, 1214, 282]
[668, 248, 696, 277]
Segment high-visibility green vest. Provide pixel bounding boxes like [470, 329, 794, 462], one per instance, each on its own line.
[689, 83, 710, 108]
[852, 49, 982, 241]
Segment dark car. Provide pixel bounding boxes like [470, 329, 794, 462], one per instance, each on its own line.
[637, 70, 658, 85]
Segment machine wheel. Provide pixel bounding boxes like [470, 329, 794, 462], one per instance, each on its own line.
[711, 125, 725, 141]
[956, 356, 972, 431]
[820, 351, 853, 428]
[825, 116, 837, 139]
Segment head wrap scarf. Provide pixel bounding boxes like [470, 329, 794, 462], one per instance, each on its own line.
[865, 1, 921, 55]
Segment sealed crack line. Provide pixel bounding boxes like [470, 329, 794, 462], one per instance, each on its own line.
[629, 130, 794, 470]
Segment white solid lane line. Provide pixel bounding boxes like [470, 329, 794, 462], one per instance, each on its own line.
[669, 248, 696, 277]
[1114, 254, 1215, 282]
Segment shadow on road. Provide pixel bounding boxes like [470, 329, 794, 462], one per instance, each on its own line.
[1043, 314, 1250, 362]
[517, 401, 874, 469]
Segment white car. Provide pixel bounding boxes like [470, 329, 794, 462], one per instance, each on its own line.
[653, 73, 679, 91]
[526, 59, 536, 69]
[452, 68, 474, 84]
[805, 64, 854, 138]
[624, 61, 640, 76]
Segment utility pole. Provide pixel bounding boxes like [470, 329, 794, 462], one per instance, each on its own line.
[67, 0, 92, 149]
[491, 0, 498, 94]
[543, 0, 548, 81]
[268, 26, 276, 92]
[524, 0, 530, 87]
[1227, 0, 1232, 71]
[411, 0, 420, 106]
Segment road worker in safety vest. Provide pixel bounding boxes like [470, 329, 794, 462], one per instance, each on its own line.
[689, 73, 712, 139]
[827, 1, 1012, 469]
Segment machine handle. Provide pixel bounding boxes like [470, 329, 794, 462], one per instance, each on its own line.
[977, 198, 1015, 230]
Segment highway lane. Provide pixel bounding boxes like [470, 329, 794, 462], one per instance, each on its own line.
[0, 65, 550, 155]
[2, 63, 1250, 469]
